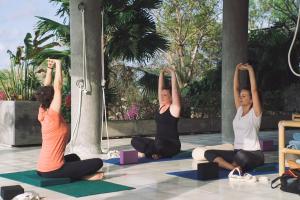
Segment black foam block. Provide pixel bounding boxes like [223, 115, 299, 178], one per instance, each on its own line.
[0, 185, 24, 200]
[197, 162, 219, 180]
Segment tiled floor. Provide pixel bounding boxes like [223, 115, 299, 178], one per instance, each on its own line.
[0, 130, 299, 200]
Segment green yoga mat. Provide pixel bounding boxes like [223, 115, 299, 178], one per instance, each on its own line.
[0, 170, 134, 197]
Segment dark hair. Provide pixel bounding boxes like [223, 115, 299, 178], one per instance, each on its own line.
[239, 87, 263, 108]
[35, 86, 54, 109]
[162, 86, 172, 95]
[240, 87, 252, 96]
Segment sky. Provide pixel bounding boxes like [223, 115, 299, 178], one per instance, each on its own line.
[0, 0, 63, 69]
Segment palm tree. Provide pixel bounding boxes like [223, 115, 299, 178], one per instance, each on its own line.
[102, 0, 169, 92]
[35, 0, 169, 102]
[103, 0, 168, 62]
[36, 0, 168, 61]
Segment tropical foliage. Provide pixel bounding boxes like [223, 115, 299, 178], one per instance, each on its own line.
[1, 0, 299, 119]
[0, 31, 60, 100]
[248, 0, 300, 113]
[32, 0, 169, 119]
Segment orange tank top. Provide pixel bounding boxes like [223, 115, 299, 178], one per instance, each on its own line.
[37, 106, 69, 172]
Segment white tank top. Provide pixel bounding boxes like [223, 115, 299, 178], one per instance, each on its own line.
[232, 107, 261, 151]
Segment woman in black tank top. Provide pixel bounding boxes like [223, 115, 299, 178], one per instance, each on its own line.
[131, 67, 181, 159]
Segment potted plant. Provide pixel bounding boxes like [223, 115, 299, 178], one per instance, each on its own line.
[0, 53, 41, 146]
[0, 31, 64, 146]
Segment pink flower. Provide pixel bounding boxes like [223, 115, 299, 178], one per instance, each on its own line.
[125, 104, 139, 120]
[65, 94, 71, 108]
[0, 91, 6, 100]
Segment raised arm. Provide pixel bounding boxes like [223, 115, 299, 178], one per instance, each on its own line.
[166, 67, 181, 118]
[43, 59, 55, 86]
[244, 64, 262, 117]
[49, 59, 63, 113]
[233, 63, 242, 109]
[158, 69, 165, 107]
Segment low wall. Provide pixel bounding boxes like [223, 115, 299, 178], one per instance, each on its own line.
[0, 100, 292, 146]
[0, 101, 41, 146]
[107, 114, 291, 137]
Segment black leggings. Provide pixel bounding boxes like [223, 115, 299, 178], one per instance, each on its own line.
[204, 149, 264, 171]
[37, 154, 103, 180]
[131, 137, 181, 158]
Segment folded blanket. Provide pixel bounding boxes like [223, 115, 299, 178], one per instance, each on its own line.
[287, 140, 300, 150]
[192, 143, 234, 161]
[292, 132, 300, 141]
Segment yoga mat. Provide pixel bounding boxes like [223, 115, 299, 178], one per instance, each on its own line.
[0, 170, 134, 197]
[46, 180, 134, 197]
[104, 150, 192, 165]
[167, 163, 278, 181]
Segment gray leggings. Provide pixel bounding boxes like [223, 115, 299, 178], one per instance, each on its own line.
[204, 149, 264, 171]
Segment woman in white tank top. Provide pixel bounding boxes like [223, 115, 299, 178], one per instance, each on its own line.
[204, 63, 264, 172]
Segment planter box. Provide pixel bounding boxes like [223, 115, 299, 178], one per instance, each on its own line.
[178, 118, 220, 133]
[106, 115, 291, 137]
[0, 100, 290, 145]
[0, 101, 41, 146]
[105, 118, 220, 137]
[107, 120, 156, 137]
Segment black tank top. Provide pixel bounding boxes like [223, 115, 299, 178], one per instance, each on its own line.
[155, 107, 180, 142]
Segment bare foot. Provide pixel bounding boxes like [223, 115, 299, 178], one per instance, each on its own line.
[83, 172, 104, 181]
[138, 152, 145, 158]
[152, 154, 161, 160]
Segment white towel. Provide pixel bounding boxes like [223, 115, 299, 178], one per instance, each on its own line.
[192, 143, 234, 161]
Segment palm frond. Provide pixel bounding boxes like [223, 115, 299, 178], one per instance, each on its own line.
[32, 49, 70, 66]
[37, 42, 61, 51]
[133, 67, 159, 97]
[49, 0, 70, 22]
[24, 33, 33, 59]
[137, 33, 169, 61]
[35, 16, 70, 44]
[35, 33, 56, 46]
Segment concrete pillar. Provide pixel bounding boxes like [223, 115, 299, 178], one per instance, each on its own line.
[70, 0, 102, 157]
[222, 0, 249, 143]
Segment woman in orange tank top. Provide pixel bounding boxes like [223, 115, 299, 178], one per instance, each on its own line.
[35, 59, 103, 180]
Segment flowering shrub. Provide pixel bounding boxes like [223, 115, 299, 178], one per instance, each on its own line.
[124, 104, 139, 120]
[61, 83, 71, 123]
[107, 97, 159, 120]
[65, 94, 71, 108]
[0, 91, 6, 100]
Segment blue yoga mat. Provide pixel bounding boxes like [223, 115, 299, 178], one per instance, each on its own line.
[167, 163, 278, 181]
[104, 150, 192, 165]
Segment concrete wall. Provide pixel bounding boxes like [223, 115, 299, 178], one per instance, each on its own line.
[0, 100, 291, 146]
[0, 101, 41, 146]
[105, 115, 290, 138]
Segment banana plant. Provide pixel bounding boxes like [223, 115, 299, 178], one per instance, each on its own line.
[0, 31, 61, 100]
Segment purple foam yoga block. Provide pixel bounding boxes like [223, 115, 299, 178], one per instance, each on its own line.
[120, 150, 138, 165]
[259, 140, 274, 151]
